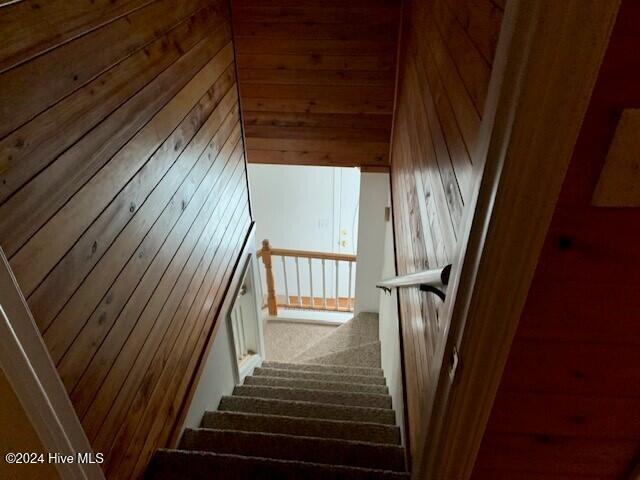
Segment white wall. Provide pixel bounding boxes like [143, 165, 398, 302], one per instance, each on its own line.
[354, 172, 389, 314]
[248, 164, 360, 299]
[182, 313, 237, 430]
[248, 164, 360, 253]
[378, 199, 406, 444]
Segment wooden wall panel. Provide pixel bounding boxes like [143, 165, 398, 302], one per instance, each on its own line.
[389, 0, 503, 468]
[0, 1, 251, 478]
[473, 1, 640, 478]
[231, 0, 401, 168]
[592, 108, 640, 207]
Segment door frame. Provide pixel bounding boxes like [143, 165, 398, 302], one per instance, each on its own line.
[418, 1, 621, 478]
[0, 249, 105, 480]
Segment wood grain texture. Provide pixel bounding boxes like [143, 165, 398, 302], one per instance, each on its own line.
[0, 0, 211, 138]
[473, 1, 640, 478]
[0, 5, 227, 206]
[231, 0, 401, 168]
[389, 0, 502, 469]
[0, 0, 152, 73]
[0, 2, 251, 478]
[592, 109, 640, 207]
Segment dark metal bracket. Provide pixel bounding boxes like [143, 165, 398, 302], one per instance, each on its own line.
[420, 284, 446, 301]
[420, 263, 451, 301]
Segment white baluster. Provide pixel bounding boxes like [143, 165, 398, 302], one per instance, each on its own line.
[295, 256, 302, 306]
[238, 307, 246, 357]
[322, 258, 327, 309]
[308, 258, 314, 309]
[335, 259, 339, 311]
[232, 310, 241, 360]
[348, 260, 353, 311]
[281, 256, 289, 306]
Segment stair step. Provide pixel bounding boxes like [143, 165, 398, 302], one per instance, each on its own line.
[245, 374, 389, 395]
[219, 396, 396, 425]
[262, 361, 383, 377]
[146, 313, 409, 479]
[233, 384, 392, 409]
[180, 428, 406, 472]
[303, 341, 382, 368]
[201, 411, 401, 445]
[254, 367, 386, 386]
[147, 450, 410, 480]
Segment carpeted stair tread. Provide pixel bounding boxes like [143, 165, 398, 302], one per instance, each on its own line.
[179, 428, 406, 472]
[244, 374, 389, 395]
[201, 411, 400, 444]
[262, 360, 383, 377]
[233, 384, 392, 409]
[294, 313, 379, 362]
[254, 367, 386, 385]
[219, 395, 396, 425]
[303, 341, 382, 368]
[146, 450, 410, 480]
[146, 324, 409, 479]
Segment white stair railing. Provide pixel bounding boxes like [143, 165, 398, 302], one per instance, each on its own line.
[257, 240, 356, 316]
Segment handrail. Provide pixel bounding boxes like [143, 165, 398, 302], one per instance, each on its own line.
[258, 240, 356, 315]
[377, 265, 452, 300]
[258, 247, 356, 263]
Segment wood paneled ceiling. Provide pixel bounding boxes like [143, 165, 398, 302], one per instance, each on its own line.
[231, 0, 401, 169]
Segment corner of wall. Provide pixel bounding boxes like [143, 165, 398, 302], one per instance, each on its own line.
[354, 172, 390, 315]
[181, 317, 237, 431]
[377, 198, 406, 444]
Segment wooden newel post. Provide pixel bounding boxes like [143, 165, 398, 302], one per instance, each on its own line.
[261, 239, 278, 316]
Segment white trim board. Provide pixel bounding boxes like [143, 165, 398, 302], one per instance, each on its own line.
[0, 249, 105, 480]
[238, 353, 262, 382]
[266, 309, 352, 325]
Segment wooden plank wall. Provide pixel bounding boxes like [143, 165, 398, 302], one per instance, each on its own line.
[388, 0, 503, 467]
[230, 0, 401, 169]
[0, 1, 251, 478]
[473, 2, 640, 478]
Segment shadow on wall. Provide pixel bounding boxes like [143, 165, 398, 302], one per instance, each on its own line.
[377, 196, 406, 444]
[354, 172, 390, 315]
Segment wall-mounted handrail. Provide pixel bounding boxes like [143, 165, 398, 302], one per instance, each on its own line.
[377, 265, 452, 300]
[258, 240, 356, 315]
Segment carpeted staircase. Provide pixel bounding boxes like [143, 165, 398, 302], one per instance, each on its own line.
[146, 313, 408, 479]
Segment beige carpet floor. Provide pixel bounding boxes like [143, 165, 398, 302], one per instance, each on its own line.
[264, 320, 336, 363]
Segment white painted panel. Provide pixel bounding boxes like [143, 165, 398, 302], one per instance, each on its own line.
[378, 201, 406, 444]
[182, 316, 236, 430]
[335, 167, 360, 255]
[354, 172, 389, 314]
